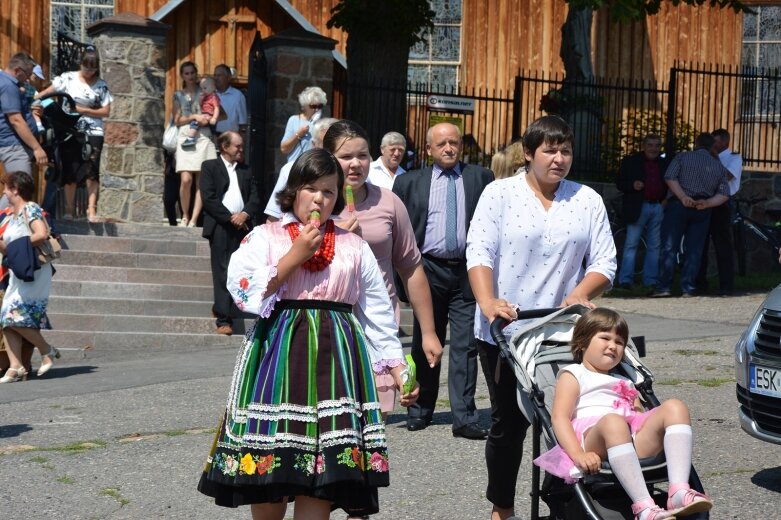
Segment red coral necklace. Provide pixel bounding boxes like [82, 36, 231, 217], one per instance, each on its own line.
[286, 219, 335, 272]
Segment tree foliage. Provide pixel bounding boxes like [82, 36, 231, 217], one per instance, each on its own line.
[566, 0, 752, 23]
[327, 0, 435, 151]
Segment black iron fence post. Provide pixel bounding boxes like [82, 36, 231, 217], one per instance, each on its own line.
[512, 76, 522, 141]
[665, 67, 678, 158]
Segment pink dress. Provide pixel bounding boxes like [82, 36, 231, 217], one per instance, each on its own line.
[340, 184, 421, 411]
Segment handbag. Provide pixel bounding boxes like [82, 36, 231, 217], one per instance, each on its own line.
[162, 116, 178, 152]
[23, 209, 61, 264]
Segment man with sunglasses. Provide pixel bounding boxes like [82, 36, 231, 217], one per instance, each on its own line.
[0, 53, 48, 174]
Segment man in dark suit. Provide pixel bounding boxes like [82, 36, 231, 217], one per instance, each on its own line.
[393, 122, 494, 439]
[200, 131, 260, 335]
[615, 134, 669, 290]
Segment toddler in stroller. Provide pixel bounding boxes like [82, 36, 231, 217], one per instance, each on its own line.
[492, 305, 711, 520]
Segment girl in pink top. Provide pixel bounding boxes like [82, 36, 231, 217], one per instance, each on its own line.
[550, 308, 712, 520]
[198, 149, 417, 520]
[323, 120, 443, 417]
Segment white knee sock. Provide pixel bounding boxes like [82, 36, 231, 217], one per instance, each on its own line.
[664, 424, 693, 486]
[608, 442, 650, 504]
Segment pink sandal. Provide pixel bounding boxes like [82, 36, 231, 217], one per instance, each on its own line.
[667, 483, 713, 516]
[631, 498, 677, 520]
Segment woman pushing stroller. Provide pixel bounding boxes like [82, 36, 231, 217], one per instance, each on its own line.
[550, 308, 713, 519]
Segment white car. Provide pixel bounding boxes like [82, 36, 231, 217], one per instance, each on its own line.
[736, 286, 781, 444]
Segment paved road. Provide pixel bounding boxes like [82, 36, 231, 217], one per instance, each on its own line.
[1, 293, 780, 519]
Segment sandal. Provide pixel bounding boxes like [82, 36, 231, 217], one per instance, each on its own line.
[632, 498, 676, 520]
[0, 366, 28, 383]
[37, 347, 61, 377]
[87, 205, 99, 224]
[667, 483, 713, 516]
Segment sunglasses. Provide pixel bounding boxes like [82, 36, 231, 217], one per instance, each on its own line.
[309, 104, 323, 109]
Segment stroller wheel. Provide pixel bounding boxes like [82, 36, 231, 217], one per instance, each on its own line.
[81, 142, 92, 161]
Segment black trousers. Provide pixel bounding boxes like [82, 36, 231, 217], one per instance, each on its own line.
[408, 256, 479, 429]
[209, 223, 247, 326]
[163, 152, 180, 226]
[477, 339, 531, 509]
[697, 201, 734, 293]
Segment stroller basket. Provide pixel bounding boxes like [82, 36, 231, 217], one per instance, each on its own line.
[489, 305, 708, 520]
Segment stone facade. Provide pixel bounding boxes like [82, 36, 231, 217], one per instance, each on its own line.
[262, 29, 337, 196]
[87, 13, 169, 223]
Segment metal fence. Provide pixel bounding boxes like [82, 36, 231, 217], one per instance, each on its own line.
[334, 63, 781, 179]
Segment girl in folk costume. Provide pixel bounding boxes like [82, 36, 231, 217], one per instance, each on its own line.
[198, 148, 417, 519]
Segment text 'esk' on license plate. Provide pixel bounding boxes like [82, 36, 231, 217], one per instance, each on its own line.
[750, 364, 781, 398]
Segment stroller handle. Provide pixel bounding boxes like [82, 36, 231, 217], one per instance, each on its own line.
[38, 92, 78, 111]
[489, 307, 561, 347]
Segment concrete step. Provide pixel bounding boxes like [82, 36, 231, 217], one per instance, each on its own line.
[41, 329, 244, 352]
[58, 249, 211, 271]
[59, 234, 210, 257]
[53, 264, 212, 286]
[47, 313, 253, 335]
[51, 280, 213, 301]
[48, 295, 213, 316]
[54, 219, 206, 240]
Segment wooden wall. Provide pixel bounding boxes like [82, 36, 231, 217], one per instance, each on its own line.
[0, 0, 50, 75]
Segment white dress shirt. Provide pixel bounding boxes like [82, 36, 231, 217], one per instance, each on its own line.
[719, 147, 743, 196]
[264, 161, 293, 218]
[367, 158, 405, 190]
[221, 157, 244, 214]
[466, 173, 616, 343]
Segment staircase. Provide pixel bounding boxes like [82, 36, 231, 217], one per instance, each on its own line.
[43, 220, 245, 358]
[44, 220, 415, 359]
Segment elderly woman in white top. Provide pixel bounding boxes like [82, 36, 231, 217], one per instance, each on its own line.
[279, 86, 327, 163]
[466, 115, 616, 520]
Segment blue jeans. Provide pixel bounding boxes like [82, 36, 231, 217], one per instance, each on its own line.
[657, 199, 712, 294]
[618, 201, 663, 286]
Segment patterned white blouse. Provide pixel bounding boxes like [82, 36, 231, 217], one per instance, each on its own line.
[466, 173, 616, 344]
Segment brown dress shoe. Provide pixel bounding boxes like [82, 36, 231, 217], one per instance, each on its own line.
[216, 325, 233, 336]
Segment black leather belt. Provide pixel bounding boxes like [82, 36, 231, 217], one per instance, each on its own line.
[423, 253, 464, 266]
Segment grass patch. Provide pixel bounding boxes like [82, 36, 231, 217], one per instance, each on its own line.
[56, 475, 75, 484]
[48, 404, 62, 409]
[44, 440, 107, 454]
[673, 349, 720, 356]
[695, 377, 734, 387]
[42, 464, 55, 471]
[435, 399, 452, 409]
[658, 379, 683, 386]
[164, 430, 187, 437]
[29, 455, 48, 463]
[99, 487, 130, 506]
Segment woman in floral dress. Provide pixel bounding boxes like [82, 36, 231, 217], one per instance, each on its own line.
[0, 171, 58, 383]
[198, 149, 417, 519]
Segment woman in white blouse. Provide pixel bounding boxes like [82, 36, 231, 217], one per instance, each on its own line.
[36, 48, 112, 222]
[466, 115, 616, 520]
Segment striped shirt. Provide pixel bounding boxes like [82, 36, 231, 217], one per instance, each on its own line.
[664, 148, 730, 200]
[422, 163, 466, 259]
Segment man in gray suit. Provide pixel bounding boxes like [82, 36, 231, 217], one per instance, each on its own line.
[200, 131, 260, 335]
[393, 122, 494, 439]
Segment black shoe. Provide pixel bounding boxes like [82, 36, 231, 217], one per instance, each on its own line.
[406, 417, 431, 431]
[452, 423, 488, 440]
[650, 290, 671, 298]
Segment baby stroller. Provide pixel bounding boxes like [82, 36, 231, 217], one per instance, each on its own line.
[37, 93, 91, 217]
[490, 305, 709, 520]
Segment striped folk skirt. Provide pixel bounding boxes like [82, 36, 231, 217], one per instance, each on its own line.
[198, 300, 389, 516]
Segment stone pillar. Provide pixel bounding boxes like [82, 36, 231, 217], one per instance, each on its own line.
[262, 29, 337, 182]
[87, 13, 170, 223]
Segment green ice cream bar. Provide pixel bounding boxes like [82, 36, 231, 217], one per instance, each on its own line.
[310, 210, 321, 228]
[402, 353, 416, 395]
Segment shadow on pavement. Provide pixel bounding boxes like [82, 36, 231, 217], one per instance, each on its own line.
[752, 467, 781, 493]
[0, 423, 33, 438]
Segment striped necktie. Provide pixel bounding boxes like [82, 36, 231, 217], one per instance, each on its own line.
[445, 169, 458, 254]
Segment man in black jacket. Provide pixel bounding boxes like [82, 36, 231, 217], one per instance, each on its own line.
[200, 131, 260, 335]
[392, 122, 493, 439]
[615, 134, 669, 289]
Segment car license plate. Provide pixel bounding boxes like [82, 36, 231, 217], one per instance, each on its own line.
[749, 364, 781, 398]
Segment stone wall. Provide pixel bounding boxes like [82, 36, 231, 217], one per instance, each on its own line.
[88, 13, 169, 224]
